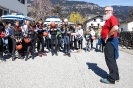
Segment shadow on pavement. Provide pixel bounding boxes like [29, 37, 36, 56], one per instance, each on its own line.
[86, 62, 107, 78]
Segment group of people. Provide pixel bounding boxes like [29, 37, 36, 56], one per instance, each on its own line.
[0, 18, 86, 61]
[0, 6, 120, 84]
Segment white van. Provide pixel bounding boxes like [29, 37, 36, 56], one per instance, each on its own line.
[44, 16, 62, 25]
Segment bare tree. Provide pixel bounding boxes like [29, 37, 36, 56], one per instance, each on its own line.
[29, 0, 53, 21]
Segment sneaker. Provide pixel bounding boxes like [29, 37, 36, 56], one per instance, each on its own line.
[52, 53, 54, 56]
[68, 53, 71, 57]
[116, 79, 119, 82]
[18, 55, 23, 59]
[25, 58, 28, 61]
[100, 78, 115, 84]
[42, 52, 47, 56]
[63, 53, 67, 56]
[38, 53, 42, 57]
[55, 53, 58, 56]
[12, 57, 15, 61]
[0, 58, 6, 62]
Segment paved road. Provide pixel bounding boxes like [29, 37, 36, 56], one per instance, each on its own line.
[0, 40, 133, 88]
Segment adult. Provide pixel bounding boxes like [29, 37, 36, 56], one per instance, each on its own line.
[0, 17, 5, 61]
[62, 19, 71, 57]
[100, 6, 119, 84]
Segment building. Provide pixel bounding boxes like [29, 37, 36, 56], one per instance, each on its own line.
[84, 15, 105, 30]
[119, 18, 133, 32]
[0, 0, 27, 16]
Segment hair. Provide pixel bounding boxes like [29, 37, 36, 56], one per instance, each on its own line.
[105, 6, 113, 11]
[14, 20, 19, 24]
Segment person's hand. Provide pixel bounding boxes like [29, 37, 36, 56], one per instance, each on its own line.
[67, 32, 70, 34]
[34, 30, 37, 32]
[105, 35, 109, 43]
[19, 39, 22, 42]
[43, 28, 46, 30]
[16, 39, 18, 42]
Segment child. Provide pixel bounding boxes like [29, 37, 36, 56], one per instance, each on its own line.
[3, 23, 11, 54]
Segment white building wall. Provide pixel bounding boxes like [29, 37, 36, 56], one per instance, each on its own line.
[127, 21, 133, 31]
[119, 23, 128, 31]
[86, 17, 105, 30]
[0, 0, 27, 15]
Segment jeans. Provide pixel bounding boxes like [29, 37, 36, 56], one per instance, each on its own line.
[64, 36, 70, 53]
[0, 38, 3, 58]
[2, 37, 9, 50]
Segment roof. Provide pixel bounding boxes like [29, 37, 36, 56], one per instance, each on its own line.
[1, 14, 34, 21]
[120, 17, 133, 23]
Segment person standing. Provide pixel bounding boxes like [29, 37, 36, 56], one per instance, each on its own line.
[95, 25, 102, 52]
[0, 17, 6, 61]
[62, 19, 71, 57]
[100, 6, 119, 84]
[3, 23, 10, 54]
[25, 21, 37, 61]
[36, 19, 47, 57]
[77, 24, 83, 52]
[45, 24, 51, 52]
[49, 22, 58, 56]
[90, 27, 95, 50]
[12, 20, 23, 61]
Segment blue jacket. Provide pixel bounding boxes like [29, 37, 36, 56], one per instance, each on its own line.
[108, 37, 119, 59]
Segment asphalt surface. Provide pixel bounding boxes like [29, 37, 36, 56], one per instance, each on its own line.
[0, 40, 133, 88]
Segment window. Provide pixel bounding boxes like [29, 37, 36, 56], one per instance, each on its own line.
[4, 10, 7, 15]
[94, 19, 96, 22]
[18, 0, 25, 4]
[0, 9, 2, 16]
[21, 0, 25, 4]
[101, 19, 103, 22]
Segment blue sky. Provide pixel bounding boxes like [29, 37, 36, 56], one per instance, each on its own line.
[72, 0, 133, 7]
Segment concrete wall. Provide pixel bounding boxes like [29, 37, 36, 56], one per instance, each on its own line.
[0, 0, 27, 15]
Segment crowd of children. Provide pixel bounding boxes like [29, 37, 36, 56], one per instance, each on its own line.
[0, 17, 90, 61]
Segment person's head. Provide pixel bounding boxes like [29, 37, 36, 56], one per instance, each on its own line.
[98, 25, 102, 30]
[14, 20, 19, 26]
[24, 20, 27, 24]
[38, 19, 43, 24]
[7, 23, 11, 27]
[32, 21, 35, 25]
[0, 17, 2, 22]
[64, 18, 68, 26]
[46, 23, 50, 28]
[90, 27, 93, 31]
[103, 6, 113, 21]
[78, 23, 82, 30]
[26, 20, 30, 26]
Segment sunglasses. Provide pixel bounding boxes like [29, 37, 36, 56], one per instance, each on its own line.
[104, 10, 111, 12]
